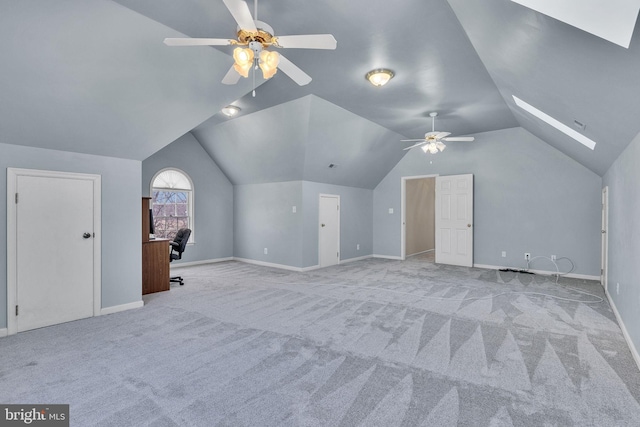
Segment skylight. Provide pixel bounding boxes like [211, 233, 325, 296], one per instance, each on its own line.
[512, 96, 596, 150]
[510, 0, 640, 48]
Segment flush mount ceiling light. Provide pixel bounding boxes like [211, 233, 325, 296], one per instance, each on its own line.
[221, 105, 241, 117]
[365, 69, 395, 87]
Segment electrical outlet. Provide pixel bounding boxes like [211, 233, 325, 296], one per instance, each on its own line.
[292, 206, 297, 213]
[551, 255, 556, 261]
[617, 282, 620, 295]
[501, 251, 506, 258]
[388, 208, 394, 214]
[264, 248, 268, 255]
[357, 244, 360, 250]
[524, 253, 531, 261]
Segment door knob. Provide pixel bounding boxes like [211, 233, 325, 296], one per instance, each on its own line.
[602, 230, 606, 234]
[83, 232, 91, 239]
[321, 224, 325, 227]
[467, 224, 471, 228]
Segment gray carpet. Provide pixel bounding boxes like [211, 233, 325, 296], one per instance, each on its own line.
[2, 254, 640, 426]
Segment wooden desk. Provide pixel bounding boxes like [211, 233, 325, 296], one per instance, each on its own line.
[142, 197, 170, 295]
[142, 238, 170, 295]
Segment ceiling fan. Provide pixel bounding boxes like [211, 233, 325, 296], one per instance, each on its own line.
[163, 0, 337, 87]
[402, 112, 475, 153]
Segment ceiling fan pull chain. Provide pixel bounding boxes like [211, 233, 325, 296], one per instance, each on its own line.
[252, 64, 256, 97]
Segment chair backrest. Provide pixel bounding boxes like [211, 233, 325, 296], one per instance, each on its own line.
[171, 228, 191, 260]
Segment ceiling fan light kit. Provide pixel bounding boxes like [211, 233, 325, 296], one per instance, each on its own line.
[401, 112, 475, 154]
[163, 0, 337, 88]
[366, 69, 395, 87]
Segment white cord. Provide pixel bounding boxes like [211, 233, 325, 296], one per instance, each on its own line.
[526, 255, 575, 284]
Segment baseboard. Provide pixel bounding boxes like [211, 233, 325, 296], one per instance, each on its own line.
[473, 263, 600, 281]
[341, 255, 373, 264]
[0, 328, 7, 338]
[406, 249, 435, 257]
[100, 300, 144, 316]
[373, 254, 403, 260]
[233, 257, 306, 272]
[170, 257, 234, 269]
[605, 289, 640, 372]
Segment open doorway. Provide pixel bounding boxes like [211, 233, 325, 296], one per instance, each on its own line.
[401, 175, 437, 261]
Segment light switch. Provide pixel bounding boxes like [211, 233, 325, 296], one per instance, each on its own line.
[388, 208, 394, 214]
[292, 206, 297, 213]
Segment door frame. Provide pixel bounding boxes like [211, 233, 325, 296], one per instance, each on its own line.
[601, 186, 609, 290]
[401, 174, 438, 260]
[7, 168, 102, 336]
[318, 193, 340, 267]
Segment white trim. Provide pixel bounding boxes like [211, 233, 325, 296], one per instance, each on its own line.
[7, 168, 101, 336]
[605, 290, 640, 372]
[401, 174, 438, 260]
[340, 255, 373, 264]
[473, 263, 600, 281]
[318, 194, 341, 268]
[100, 300, 144, 316]
[406, 249, 435, 257]
[233, 257, 307, 272]
[170, 257, 234, 269]
[0, 328, 7, 338]
[601, 186, 609, 290]
[373, 254, 403, 260]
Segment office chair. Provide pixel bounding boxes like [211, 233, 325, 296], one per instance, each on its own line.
[169, 228, 191, 286]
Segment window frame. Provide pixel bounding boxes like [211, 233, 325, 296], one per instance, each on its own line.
[150, 167, 195, 244]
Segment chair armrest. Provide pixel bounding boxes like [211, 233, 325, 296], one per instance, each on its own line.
[170, 241, 179, 248]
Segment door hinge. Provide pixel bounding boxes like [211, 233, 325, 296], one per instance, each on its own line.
[601, 268, 604, 275]
[337, 205, 339, 211]
[337, 252, 339, 258]
[15, 305, 18, 316]
[15, 193, 18, 204]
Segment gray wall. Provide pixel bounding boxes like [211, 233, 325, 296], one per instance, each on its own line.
[374, 127, 602, 275]
[0, 142, 141, 328]
[603, 130, 640, 355]
[234, 181, 303, 267]
[302, 181, 373, 267]
[233, 180, 373, 269]
[142, 132, 234, 263]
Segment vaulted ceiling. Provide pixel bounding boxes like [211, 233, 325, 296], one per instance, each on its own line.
[2, 0, 639, 186]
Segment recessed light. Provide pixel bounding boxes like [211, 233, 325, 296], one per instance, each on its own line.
[221, 105, 241, 117]
[365, 69, 394, 87]
[512, 95, 596, 150]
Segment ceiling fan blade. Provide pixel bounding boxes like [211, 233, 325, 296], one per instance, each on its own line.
[275, 34, 337, 50]
[277, 54, 312, 86]
[222, 0, 257, 32]
[442, 137, 475, 142]
[221, 65, 241, 85]
[403, 141, 428, 150]
[435, 132, 451, 139]
[400, 139, 427, 142]
[164, 38, 232, 46]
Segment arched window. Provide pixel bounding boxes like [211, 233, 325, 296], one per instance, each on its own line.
[150, 168, 194, 242]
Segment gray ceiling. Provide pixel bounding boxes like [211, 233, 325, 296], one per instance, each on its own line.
[3, 0, 640, 185]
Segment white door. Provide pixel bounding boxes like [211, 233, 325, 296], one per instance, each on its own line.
[9, 169, 99, 333]
[601, 186, 609, 290]
[435, 174, 473, 267]
[319, 194, 340, 267]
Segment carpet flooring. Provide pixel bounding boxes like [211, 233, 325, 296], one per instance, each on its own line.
[2, 254, 640, 426]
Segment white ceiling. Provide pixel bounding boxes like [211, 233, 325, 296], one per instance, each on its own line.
[2, 0, 640, 185]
